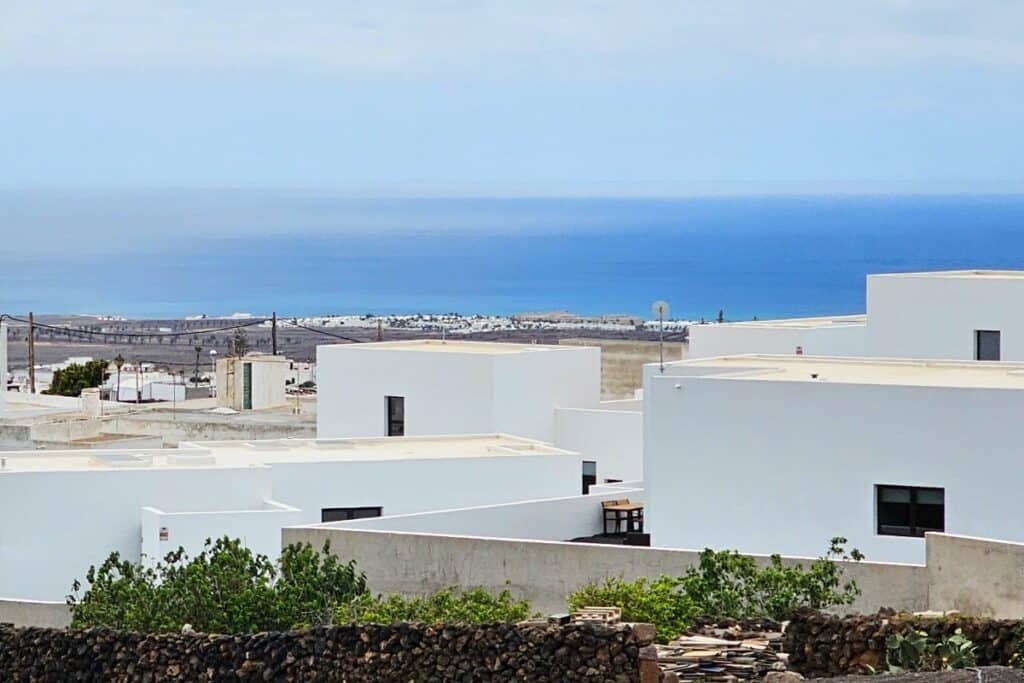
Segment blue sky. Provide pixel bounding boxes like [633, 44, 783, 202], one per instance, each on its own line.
[2, 1, 1023, 194]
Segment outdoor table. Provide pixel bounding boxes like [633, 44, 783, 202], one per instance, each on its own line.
[603, 502, 644, 535]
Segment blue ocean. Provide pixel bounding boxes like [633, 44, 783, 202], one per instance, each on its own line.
[3, 191, 1024, 321]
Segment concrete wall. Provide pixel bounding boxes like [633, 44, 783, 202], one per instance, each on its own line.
[868, 274, 1024, 360]
[316, 343, 600, 442]
[0, 464, 273, 601]
[140, 501, 303, 567]
[283, 526, 927, 616]
[926, 532, 1024, 618]
[644, 367, 1024, 564]
[0, 599, 70, 628]
[554, 406, 643, 482]
[327, 488, 644, 541]
[104, 413, 315, 447]
[560, 338, 685, 399]
[688, 319, 868, 359]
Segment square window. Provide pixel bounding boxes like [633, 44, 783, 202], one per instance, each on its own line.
[876, 485, 944, 537]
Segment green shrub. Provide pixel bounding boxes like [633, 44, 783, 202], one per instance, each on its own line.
[567, 538, 862, 643]
[567, 576, 698, 644]
[344, 585, 535, 625]
[935, 629, 977, 670]
[68, 537, 367, 633]
[45, 359, 108, 397]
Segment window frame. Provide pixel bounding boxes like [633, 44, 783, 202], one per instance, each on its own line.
[386, 395, 405, 436]
[975, 329, 1001, 361]
[875, 484, 945, 538]
[321, 506, 383, 523]
[582, 460, 597, 494]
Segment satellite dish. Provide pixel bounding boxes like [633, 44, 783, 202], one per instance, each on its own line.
[651, 300, 670, 319]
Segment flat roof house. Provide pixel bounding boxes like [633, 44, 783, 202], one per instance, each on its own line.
[688, 270, 1024, 362]
[0, 434, 583, 601]
[643, 354, 1024, 564]
[316, 340, 601, 442]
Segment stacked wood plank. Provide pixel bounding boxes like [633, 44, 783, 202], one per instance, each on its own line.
[570, 606, 622, 625]
[656, 631, 787, 682]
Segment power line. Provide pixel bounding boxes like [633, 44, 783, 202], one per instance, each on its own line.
[1, 315, 270, 339]
[287, 320, 364, 343]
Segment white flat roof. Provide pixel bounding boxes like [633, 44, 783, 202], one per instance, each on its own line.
[321, 340, 576, 354]
[703, 314, 866, 330]
[0, 434, 577, 473]
[870, 269, 1024, 280]
[667, 355, 1024, 389]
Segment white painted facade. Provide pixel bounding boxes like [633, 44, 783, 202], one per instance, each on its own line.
[687, 316, 868, 359]
[316, 341, 601, 442]
[644, 355, 1024, 564]
[865, 271, 1024, 361]
[688, 270, 1024, 363]
[216, 354, 288, 410]
[553, 401, 643, 483]
[0, 434, 583, 601]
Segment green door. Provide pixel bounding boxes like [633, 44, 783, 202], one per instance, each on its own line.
[242, 362, 252, 410]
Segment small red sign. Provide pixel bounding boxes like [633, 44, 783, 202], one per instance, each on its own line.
[159, 527, 169, 541]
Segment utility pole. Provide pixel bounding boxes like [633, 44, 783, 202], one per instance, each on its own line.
[193, 345, 202, 386]
[272, 312, 278, 355]
[377, 319, 383, 342]
[27, 312, 36, 394]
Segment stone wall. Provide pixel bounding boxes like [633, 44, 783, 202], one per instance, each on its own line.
[0, 622, 654, 682]
[784, 611, 1024, 678]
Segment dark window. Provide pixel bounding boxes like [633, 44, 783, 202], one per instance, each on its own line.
[321, 507, 383, 523]
[976, 330, 1001, 361]
[242, 362, 253, 410]
[876, 485, 944, 537]
[582, 460, 597, 494]
[386, 396, 405, 436]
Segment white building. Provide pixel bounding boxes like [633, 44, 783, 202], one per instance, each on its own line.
[643, 354, 1024, 564]
[0, 434, 584, 601]
[104, 371, 186, 403]
[317, 340, 600, 442]
[688, 270, 1024, 362]
[316, 340, 644, 482]
[216, 354, 288, 410]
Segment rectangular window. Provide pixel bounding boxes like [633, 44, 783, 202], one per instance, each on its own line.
[386, 396, 405, 436]
[242, 362, 253, 410]
[321, 507, 383, 523]
[876, 485, 944, 537]
[582, 460, 597, 494]
[975, 330, 1001, 361]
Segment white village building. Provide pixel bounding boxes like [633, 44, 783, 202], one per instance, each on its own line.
[0, 434, 583, 602]
[689, 270, 1024, 361]
[643, 354, 1024, 564]
[317, 339, 643, 483]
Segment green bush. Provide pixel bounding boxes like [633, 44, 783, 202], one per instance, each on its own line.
[567, 576, 698, 644]
[45, 359, 108, 397]
[344, 586, 535, 625]
[567, 538, 863, 643]
[68, 537, 367, 633]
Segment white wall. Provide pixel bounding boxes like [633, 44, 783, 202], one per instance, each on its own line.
[327, 487, 643, 541]
[554, 406, 643, 482]
[644, 369, 1024, 564]
[140, 501, 303, 567]
[0, 465, 272, 601]
[316, 343, 600, 441]
[688, 319, 868, 359]
[269, 453, 584, 526]
[868, 274, 1024, 361]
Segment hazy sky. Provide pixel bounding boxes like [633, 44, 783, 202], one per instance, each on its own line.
[3, 1, 1024, 194]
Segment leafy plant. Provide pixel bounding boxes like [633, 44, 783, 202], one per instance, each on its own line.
[885, 630, 932, 672]
[567, 576, 699, 644]
[45, 359, 109, 397]
[344, 585, 535, 625]
[567, 538, 863, 643]
[68, 537, 367, 633]
[935, 629, 977, 670]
